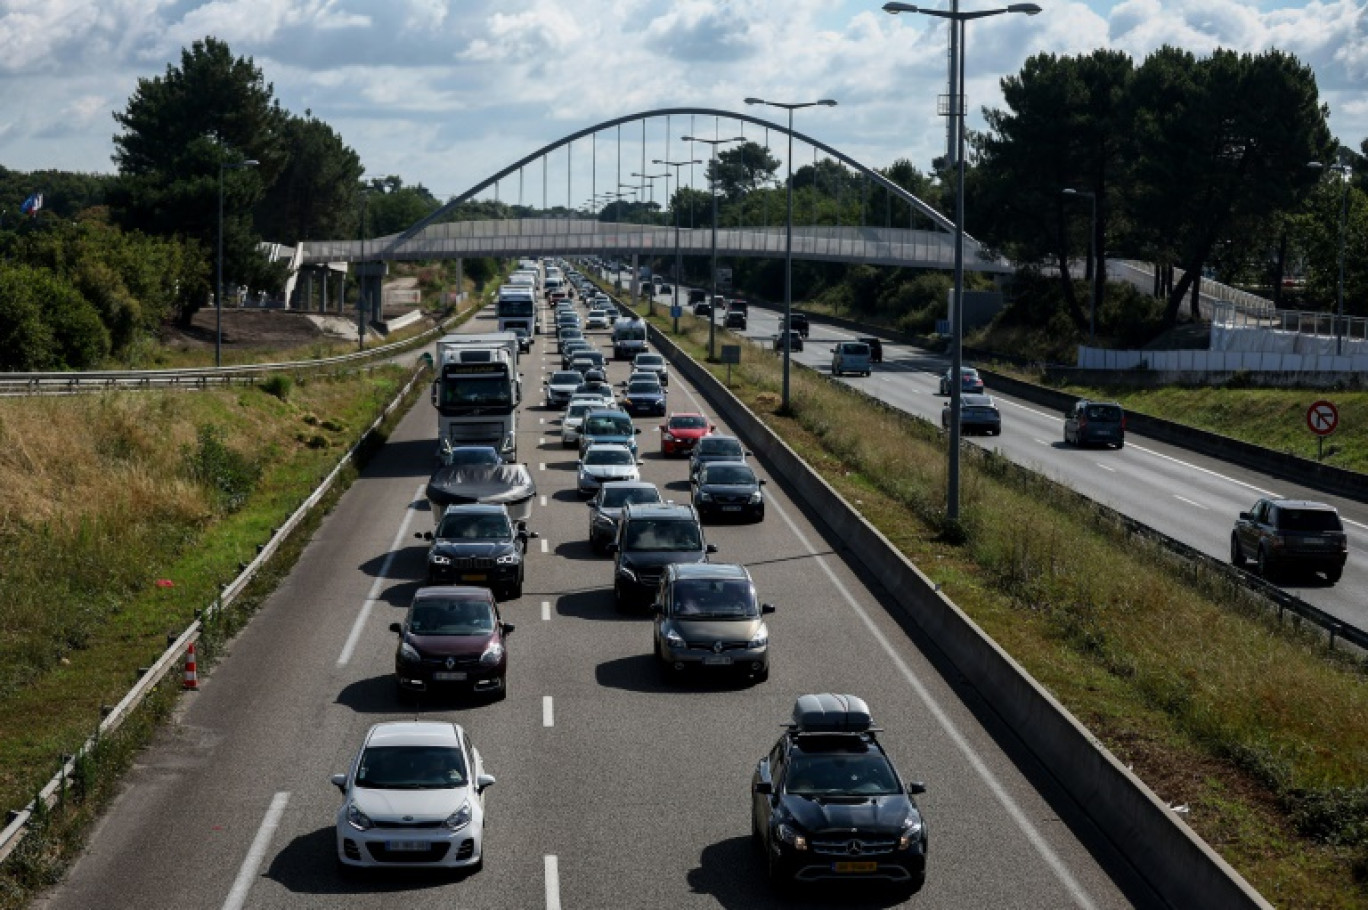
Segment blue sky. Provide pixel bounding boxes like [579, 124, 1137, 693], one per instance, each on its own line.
[0, 0, 1363, 215]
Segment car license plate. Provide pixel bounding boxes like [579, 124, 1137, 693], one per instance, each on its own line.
[433, 671, 467, 681]
[388, 840, 427, 852]
[461, 573, 487, 582]
[721, 505, 742, 512]
[703, 654, 732, 666]
[833, 861, 878, 873]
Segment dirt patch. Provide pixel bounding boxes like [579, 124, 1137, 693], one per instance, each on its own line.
[160, 306, 426, 350]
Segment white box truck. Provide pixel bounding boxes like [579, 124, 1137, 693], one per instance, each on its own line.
[432, 333, 522, 459]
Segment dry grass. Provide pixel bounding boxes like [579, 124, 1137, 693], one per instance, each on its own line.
[656, 311, 1368, 907]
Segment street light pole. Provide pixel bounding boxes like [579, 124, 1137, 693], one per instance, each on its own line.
[1063, 188, 1097, 345]
[683, 136, 745, 360]
[216, 157, 259, 367]
[655, 157, 702, 335]
[884, 0, 1040, 526]
[744, 98, 837, 413]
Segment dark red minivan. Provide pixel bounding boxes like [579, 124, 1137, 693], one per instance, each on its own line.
[391, 586, 512, 701]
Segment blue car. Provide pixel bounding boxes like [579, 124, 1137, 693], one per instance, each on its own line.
[622, 379, 667, 416]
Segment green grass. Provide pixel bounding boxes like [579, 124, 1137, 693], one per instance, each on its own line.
[652, 308, 1368, 908]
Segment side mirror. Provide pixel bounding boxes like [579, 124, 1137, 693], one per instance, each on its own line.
[906, 781, 927, 796]
[705, 543, 718, 554]
[761, 603, 776, 614]
[754, 781, 773, 795]
[501, 622, 516, 635]
[744, 451, 753, 457]
[475, 774, 496, 793]
[576, 460, 583, 467]
[389, 622, 403, 634]
[417, 531, 434, 541]
[330, 773, 348, 794]
[526, 530, 541, 539]
[710, 425, 717, 432]
[634, 427, 642, 435]
[605, 542, 620, 554]
[1238, 512, 1253, 521]
[758, 478, 767, 486]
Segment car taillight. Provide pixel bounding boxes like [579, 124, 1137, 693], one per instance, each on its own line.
[1078, 417, 1088, 428]
[1121, 416, 1127, 430]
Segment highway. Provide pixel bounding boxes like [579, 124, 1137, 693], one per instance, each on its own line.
[36, 302, 1155, 909]
[636, 280, 1368, 631]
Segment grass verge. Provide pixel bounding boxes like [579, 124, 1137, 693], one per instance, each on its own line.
[652, 309, 1368, 909]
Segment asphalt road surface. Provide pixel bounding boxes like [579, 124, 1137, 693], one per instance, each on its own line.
[38, 304, 1159, 910]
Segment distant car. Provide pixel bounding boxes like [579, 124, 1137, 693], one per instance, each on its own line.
[659, 412, 715, 457]
[1231, 498, 1347, 583]
[582, 368, 608, 385]
[856, 336, 884, 363]
[724, 304, 748, 330]
[752, 695, 928, 894]
[579, 408, 641, 456]
[689, 434, 749, 482]
[772, 331, 804, 353]
[388, 586, 514, 700]
[573, 380, 617, 405]
[586, 309, 610, 330]
[587, 480, 664, 553]
[688, 288, 708, 305]
[622, 379, 668, 416]
[332, 719, 495, 870]
[632, 352, 669, 386]
[607, 502, 716, 609]
[941, 393, 1001, 436]
[577, 443, 642, 497]
[560, 341, 593, 369]
[659, 284, 674, 296]
[436, 444, 502, 468]
[830, 341, 872, 377]
[544, 370, 585, 408]
[692, 461, 766, 522]
[779, 312, 809, 337]
[1063, 399, 1125, 448]
[652, 563, 773, 682]
[509, 327, 533, 353]
[417, 503, 536, 600]
[557, 328, 585, 352]
[561, 401, 595, 448]
[938, 367, 984, 396]
[692, 301, 713, 317]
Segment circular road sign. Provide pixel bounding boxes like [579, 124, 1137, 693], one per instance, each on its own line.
[1307, 400, 1339, 436]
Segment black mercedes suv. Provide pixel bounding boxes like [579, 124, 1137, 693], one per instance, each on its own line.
[607, 503, 715, 609]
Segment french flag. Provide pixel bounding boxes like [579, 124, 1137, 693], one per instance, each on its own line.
[20, 192, 42, 217]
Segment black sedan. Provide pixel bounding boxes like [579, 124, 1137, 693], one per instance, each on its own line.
[692, 461, 765, 522]
[622, 379, 667, 416]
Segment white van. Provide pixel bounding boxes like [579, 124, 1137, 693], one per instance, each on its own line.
[830, 341, 872, 377]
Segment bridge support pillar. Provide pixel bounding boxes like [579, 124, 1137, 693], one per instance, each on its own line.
[630, 253, 640, 313]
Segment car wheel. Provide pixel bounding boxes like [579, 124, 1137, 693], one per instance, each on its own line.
[902, 871, 927, 897]
[1325, 566, 1343, 584]
[766, 838, 791, 892]
[1230, 534, 1246, 568]
[751, 811, 764, 853]
[614, 582, 630, 612]
[1115, 440, 1125, 449]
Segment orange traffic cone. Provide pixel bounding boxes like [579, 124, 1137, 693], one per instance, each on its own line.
[183, 642, 199, 690]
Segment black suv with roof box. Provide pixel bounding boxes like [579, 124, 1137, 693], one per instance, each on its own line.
[751, 694, 927, 895]
[607, 502, 716, 609]
[1231, 498, 1347, 583]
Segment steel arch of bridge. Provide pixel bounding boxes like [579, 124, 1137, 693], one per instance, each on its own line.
[296, 107, 1004, 271]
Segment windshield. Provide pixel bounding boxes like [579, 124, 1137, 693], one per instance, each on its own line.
[786, 749, 901, 797]
[698, 438, 743, 456]
[586, 415, 632, 435]
[552, 371, 583, 386]
[601, 487, 661, 508]
[440, 377, 513, 408]
[702, 465, 754, 485]
[636, 356, 663, 367]
[628, 382, 660, 395]
[585, 448, 634, 466]
[409, 595, 497, 635]
[615, 326, 647, 341]
[444, 447, 500, 466]
[1084, 405, 1122, 421]
[671, 579, 757, 618]
[566, 404, 593, 420]
[623, 519, 702, 552]
[437, 512, 512, 540]
[356, 745, 467, 790]
[496, 299, 534, 317]
[669, 416, 707, 430]
[1277, 509, 1342, 532]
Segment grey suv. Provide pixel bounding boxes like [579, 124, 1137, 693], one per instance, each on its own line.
[607, 503, 716, 609]
[1063, 399, 1125, 449]
[1231, 498, 1347, 583]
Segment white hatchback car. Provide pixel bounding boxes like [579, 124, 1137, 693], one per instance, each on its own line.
[586, 309, 610, 330]
[332, 721, 494, 871]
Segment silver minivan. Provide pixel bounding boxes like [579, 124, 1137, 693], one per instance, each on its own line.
[830, 341, 872, 377]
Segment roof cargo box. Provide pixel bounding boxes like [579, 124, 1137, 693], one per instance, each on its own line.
[790, 694, 873, 733]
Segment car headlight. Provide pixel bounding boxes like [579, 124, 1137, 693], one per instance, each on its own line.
[749, 490, 764, 504]
[776, 822, 807, 851]
[748, 625, 768, 649]
[697, 491, 713, 502]
[399, 641, 421, 663]
[662, 432, 676, 441]
[479, 642, 505, 666]
[429, 553, 451, 566]
[495, 552, 520, 565]
[899, 814, 924, 850]
[443, 801, 473, 832]
[663, 626, 686, 649]
[345, 803, 374, 831]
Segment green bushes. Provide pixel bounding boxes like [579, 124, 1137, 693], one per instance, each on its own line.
[181, 424, 261, 514]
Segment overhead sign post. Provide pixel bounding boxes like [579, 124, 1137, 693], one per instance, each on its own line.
[720, 344, 741, 386]
[1306, 399, 1339, 462]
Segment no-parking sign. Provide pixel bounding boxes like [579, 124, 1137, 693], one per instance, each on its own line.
[1307, 400, 1339, 436]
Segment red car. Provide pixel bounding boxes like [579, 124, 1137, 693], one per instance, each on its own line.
[659, 412, 715, 457]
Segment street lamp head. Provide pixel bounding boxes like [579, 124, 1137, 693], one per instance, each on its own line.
[883, 2, 918, 13]
[1007, 3, 1042, 13]
[818, 99, 838, 107]
[744, 97, 765, 105]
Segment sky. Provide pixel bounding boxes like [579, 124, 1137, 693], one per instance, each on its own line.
[1, 0, 1364, 214]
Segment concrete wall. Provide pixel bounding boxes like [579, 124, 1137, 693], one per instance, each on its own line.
[635, 314, 1271, 910]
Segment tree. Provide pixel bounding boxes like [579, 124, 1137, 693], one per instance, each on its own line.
[256, 112, 363, 245]
[107, 37, 290, 317]
[707, 142, 780, 201]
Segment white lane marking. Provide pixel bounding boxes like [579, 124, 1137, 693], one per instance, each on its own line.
[337, 486, 424, 666]
[1174, 495, 1208, 510]
[542, 600, 551, 621]
[539, 436, 546, 446]
[1345, 517, 1368, 531]
[768, 498, 1101, 910]
[1094, 463, 1116, 472]
[539, 417, 545, 425]
[539, 462, 547, 471]
[543, 696, 554, 727]
[221, 791, 290, 910]
[540, 538, 549, 554]
[1127, 441, 1280, 498]
[1034, 438, 1052, 446]
[540, 495, 548, 507]
[545, 855, 562, 910]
